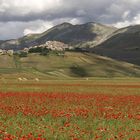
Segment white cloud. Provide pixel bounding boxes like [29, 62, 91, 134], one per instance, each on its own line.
[69, 18, 81, 25]
[122, 11, 130, 19]
[0, 0, 62, 13]
[23, 20, 53, 35]
[114, 14, 140, 28]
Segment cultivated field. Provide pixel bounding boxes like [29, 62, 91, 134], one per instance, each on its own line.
[1, 52, 140, 80]
[0, 78, 140, 140]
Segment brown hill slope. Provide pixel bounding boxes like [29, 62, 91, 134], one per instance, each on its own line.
[93, 25, 140, 65]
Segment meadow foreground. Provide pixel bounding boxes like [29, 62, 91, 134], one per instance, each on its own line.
[0, 79, 140, 140]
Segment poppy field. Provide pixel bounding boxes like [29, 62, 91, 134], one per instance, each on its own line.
[0, 79, 140, 140]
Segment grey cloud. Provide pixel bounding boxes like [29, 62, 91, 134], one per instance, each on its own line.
[0, 0, 140, 40]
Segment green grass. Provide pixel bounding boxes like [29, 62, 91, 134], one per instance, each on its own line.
[1, 78, 140, 94]
[0, 52, 140, 80]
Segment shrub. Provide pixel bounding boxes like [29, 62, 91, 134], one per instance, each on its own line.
[18, 52, 28, 57]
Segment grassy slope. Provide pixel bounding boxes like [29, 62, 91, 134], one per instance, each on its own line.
[93, 25, 140, 65]
[0, 52, 140, 79]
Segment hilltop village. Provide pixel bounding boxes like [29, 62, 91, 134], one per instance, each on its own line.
[0, 41, 74, 56]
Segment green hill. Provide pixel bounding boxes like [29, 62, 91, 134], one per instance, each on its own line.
[0, 52, 140, 80]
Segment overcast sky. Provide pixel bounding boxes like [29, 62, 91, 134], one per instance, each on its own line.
[0, 0, 140, 40]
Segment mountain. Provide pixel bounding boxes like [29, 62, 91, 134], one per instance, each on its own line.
[93, 25, 140, 65]
[0, 22, 116, 50]
[0, 52, 140, 79]
[1, 22, 140, 66]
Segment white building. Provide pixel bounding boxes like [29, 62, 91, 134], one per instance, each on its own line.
[7, 50, 14, 56]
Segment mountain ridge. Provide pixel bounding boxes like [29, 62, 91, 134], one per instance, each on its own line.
[0, 22, 116, 50]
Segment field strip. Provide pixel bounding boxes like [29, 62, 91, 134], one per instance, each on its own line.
[2, 83, 140, 88]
